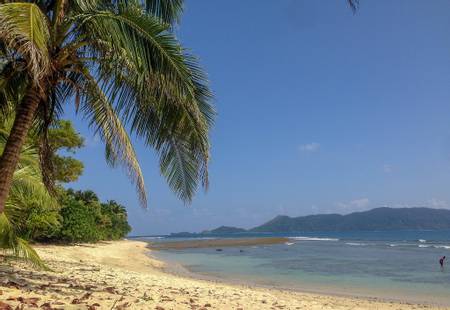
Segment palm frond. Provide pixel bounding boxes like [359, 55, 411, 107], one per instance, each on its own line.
[159, 133, 202, 203]
[0, 2, 51, 84]
[0, 213, 47, 269]
[80, 72, 147, 208]
[96, 51, 214, 202]
[0, 59, 29, 115]
[74, 1, 215, 203]
[75, 3, 197, 102]
[7, 165, 59, 227]
[144, 0, 183, 25]
[348, 0, 359, 12]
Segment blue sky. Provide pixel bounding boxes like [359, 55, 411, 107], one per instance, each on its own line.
[65, 0, 450, 235]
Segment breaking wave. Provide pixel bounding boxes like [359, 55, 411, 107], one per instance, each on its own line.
[291, 237, 339, 241]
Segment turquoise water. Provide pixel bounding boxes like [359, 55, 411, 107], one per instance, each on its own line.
[144, 231, 450, 306]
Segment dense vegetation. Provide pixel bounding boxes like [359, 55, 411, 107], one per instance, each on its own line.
[14, 120, 131, 243]
[1, 116, 131, 267]
[56, 189, 131, 243]
[17, 187, 131, 244]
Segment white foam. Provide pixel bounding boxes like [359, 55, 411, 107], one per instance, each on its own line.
[433, 245, 450, 250]
[346, 242, 367, 246]
[285, 242, 294, 246]
[291, 237, 339, 241]
[418, 244, 430, 248]
[418, 239, 426, 243]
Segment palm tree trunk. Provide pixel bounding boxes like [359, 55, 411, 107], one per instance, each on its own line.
[0, 87, 43, 213]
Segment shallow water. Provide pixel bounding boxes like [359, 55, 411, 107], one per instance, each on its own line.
[144, 230, 450, 306]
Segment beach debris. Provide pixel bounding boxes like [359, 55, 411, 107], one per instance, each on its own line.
[115, 302, 131, 309]
[160, 295, 174, 302]
[1, 281, 23, 289]
[154, 306, 165, 310]
[80, 292, 92, 300]
[68, 283, 85, 290]
[141, 292, 153, 301]
[70, 298, 82, 304]
[37, 283, 51, 290]
[104, 286, 118, 294]
[39, 302, 56, 310]
[0, 301, 12, 310]
[6, 297, 40, 308]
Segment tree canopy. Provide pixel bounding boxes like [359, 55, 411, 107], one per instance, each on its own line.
[0, 0, 215, 213]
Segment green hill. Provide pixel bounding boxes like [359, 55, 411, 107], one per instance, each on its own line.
[251, 207, 450, 232]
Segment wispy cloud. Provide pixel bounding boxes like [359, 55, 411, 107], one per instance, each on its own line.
[336, 198, 370, 213]
[299, 142, 320, 152]
[383, 164, 392, 173]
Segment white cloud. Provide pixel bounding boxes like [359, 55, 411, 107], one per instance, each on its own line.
[336, 198, 370, 213]
[351, 198, 370, 208]
[428, 198, 448, 209]
[299, 142, 320, 152]
[383, 164, 392, 173]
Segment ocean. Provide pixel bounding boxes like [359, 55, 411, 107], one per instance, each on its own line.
[141, 230, 450, 306]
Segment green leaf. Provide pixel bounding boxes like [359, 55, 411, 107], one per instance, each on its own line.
[81, 72, 147, 207]
[0, 2, 50, 83]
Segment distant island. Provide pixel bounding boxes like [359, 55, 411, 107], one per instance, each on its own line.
[170, 207, 450, 236]
[170, 226, 246, 237]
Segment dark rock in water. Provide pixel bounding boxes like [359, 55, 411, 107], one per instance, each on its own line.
[215, 248, 223, 252]
[239, 249, 244, 253]
[149, 238, 289, 250]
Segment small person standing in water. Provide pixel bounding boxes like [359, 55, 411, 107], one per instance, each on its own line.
[439, 256, 446, 270]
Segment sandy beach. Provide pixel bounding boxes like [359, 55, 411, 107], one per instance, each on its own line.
[0, 240, 447, 310]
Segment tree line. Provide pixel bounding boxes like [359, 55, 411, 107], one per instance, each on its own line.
[1, 117, 130, 266]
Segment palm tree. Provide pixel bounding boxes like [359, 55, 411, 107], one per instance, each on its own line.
[0, 115, 56, 268]
[0, 0, 214, 213]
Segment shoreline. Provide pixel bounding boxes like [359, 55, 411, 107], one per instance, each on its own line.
[152, 245, 450, 308]
[0, 240, 448, 309]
